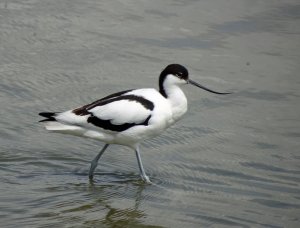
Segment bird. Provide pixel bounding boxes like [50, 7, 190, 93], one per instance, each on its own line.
[39, 64, 230, 183]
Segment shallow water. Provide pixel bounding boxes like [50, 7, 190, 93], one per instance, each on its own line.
[1, 0, 300, 227]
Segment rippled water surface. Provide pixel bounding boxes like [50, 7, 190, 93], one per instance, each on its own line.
[1, 0, 300, 227]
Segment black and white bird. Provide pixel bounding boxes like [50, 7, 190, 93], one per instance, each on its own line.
[39, 64, 230, 183]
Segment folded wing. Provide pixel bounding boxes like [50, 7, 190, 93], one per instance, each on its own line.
[74, 93, 154, 132]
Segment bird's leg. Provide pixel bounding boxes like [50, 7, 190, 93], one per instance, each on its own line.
[135, 146, 151, 183]
[89, 144, 109, 179]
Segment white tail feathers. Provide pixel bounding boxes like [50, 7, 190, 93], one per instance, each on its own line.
[43, 121, 82, 133]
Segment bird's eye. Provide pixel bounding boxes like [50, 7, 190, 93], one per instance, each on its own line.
[176, 72, 183, 79]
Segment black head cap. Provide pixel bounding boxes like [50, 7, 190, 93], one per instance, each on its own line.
[161, 64, 189, 80]
[159, 64, 189, 97]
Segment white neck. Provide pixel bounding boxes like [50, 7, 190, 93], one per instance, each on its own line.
[164, 84, 188, 123]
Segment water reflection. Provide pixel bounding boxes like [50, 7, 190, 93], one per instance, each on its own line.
[83, 179, 163, 228]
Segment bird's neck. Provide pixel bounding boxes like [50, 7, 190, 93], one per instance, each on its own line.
[162, 84, 188, 123]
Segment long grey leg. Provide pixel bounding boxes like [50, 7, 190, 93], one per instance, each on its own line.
[89, 144, 109, 179]
[135, 146, 151, 183]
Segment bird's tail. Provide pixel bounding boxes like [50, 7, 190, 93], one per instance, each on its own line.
[39, 112, 81, 133]
[39, 112, 57, 122]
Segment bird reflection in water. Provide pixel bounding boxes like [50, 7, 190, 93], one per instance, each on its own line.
[82, 174, 164, 227]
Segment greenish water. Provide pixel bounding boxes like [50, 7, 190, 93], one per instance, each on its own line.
[1, 0, 300, 227]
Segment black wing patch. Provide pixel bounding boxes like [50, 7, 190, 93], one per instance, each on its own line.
[96, 95, 154, 111]
[73, 91, 155, 132]
[87, 115, 151, 132]
[39, 112, 57, 122]
[73, 92, 154, 116]
[86, 95, 154, 131]
[73, 90, 133, 116]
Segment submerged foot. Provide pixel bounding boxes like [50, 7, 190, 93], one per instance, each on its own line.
[141, 175, 151, 184]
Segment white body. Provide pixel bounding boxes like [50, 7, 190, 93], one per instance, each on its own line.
[43, 77, 188, 149]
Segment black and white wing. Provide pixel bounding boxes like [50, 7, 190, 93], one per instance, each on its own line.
[73, 90, 154, 132]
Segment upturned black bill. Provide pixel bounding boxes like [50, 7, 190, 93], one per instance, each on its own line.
[188, 79, 231, 95]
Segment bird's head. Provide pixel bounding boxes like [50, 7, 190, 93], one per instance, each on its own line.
[159, 64, 231, 96]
